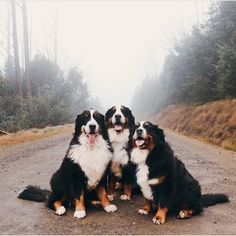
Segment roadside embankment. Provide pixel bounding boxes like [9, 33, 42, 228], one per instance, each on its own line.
[0, 124, 73, 148]
[152, 99, 236, 151]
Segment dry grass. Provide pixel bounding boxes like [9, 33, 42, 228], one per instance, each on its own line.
[153, 99, 236, 152]
[0, 124, 74, 148]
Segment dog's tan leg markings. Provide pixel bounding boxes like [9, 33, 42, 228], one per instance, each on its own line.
[54, 200, 66, 216]
[148, 176, 165, 185]
[138, 198, 152, 215]
[98, 186, 117, 213]
[152, 206, 168, 225]
[120, 184, 132, 201]
[74, 192, 86, 219]
[178, 209, 193, 219]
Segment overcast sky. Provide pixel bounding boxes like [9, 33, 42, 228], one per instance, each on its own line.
[0, 0, 212, 108]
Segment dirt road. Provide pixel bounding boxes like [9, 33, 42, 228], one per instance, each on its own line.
[1, 131, 236, 234]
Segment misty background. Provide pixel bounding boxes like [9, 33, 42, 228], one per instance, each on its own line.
[0, 1, 236, 132]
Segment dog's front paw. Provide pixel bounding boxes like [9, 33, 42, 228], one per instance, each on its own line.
[178, 210, 193, 219]
[152, 215, 166, 225]
[104, 204, 117, 213]
[55, 206, 66, 216]
[120, 194, 131, 201]
[107, 194, 114, 201]
[138, 209, 149, 215]
[74, 210, 86, 219]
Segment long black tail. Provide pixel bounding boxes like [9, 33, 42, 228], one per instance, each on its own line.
[18, 185, 51, 202]
[201, 193, 229, 207]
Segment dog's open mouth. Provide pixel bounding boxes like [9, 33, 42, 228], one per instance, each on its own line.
[86, 133, 98, 145]
[86, 134, 98, 145]
[135, 137, 146, 147]
[114, 123, 124, 133]
[83, 128, 98, 145]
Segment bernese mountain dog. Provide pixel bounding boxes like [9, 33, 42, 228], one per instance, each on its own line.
[18, 109, 117, 219]
[130, 121, 229, 224]
[105, 105, 136, 201]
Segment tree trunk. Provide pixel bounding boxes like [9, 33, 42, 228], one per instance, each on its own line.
[22, 0, 31, 97]
[54, 2, 58, 65]
[7, 0, 11, 60]
[11, 0, 22, 97]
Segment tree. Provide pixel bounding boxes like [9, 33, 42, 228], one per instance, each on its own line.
[22, 0, 32, 97]
[216, 44, 236, 97]
[131, 2, 236, 116]
[11, 0, 22, 97]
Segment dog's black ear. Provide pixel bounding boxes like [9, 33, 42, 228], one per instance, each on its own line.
[100, 113, 110, 141]
[105, 107, 113, 123]
[154, 125, 165, 143]
[74, 113, 83, 136]
[128, 108, 135, 127]
[123, 106, 135, 128]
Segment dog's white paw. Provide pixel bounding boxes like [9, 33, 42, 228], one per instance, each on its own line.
[55, 206, 66, 216]
[74, 210, 86, 219]
[138, 209, 148, 215]
[178, 210, 192, 219]
[152, 216, 165, 225]
[107, 194, 114, 201]
[120, 194, 131, 201]
[104, 204, 117, 213]
[179, 210, 186, 219]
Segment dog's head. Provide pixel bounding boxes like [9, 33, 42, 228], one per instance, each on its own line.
[131, 121, 165, 151]
[105, 105, 135, 133]
[74, 109, 107, 145]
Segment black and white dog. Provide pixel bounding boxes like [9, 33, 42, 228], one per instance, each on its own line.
[18, 109, 117, 219]
[130, 121, 229, 224]
[105, 105, 136, 201]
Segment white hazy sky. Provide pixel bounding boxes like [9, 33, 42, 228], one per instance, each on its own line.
[0, 0, 212, 108]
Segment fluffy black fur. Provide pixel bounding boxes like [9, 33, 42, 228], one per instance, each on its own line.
[130, 121, 229, 219]
[18, 109, 113, 213]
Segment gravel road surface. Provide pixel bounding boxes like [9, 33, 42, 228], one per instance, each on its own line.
[0, 131, 236, 234]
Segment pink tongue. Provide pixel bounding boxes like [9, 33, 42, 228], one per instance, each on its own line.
[135, 139, 145, 147]
[88, 134, 96, 145]
[115, 125, 122, 131]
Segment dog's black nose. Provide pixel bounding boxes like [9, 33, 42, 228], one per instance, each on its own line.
[115, 114, 121, 120]
[89, 124, 96, 132]
[136, 129, 143, 135]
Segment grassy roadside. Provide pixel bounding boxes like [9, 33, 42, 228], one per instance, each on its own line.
[0, 124, 73, 148]
[152, 99, 236, 152]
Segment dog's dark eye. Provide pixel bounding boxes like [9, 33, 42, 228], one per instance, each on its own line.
[85, 113, 89, 118]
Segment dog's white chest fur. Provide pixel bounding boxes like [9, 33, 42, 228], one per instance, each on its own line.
[108, 128, 129, 166]
[131, 148, 153, 200]
[68, 134, 112, 188]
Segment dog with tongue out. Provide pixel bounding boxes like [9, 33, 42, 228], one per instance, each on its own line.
[105, 105, 137, 201]
[18, 109, 117, 219]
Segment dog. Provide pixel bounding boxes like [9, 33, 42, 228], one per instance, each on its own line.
[105, 105, 136, 201]
[18, 109, 117, 218]
[130, 121, 229, 224]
